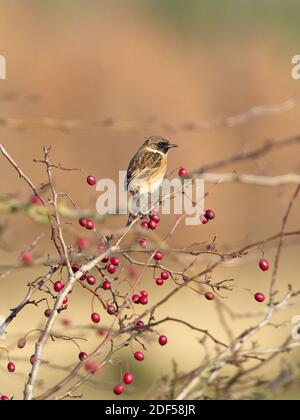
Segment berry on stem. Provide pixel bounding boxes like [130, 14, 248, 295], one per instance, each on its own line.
[107, 263, 116, 274]
[85, 219, 95, 231]
[79, 217, 88, 228]
[134, 351, 144, 361]
[30, 355, 36, 365]
[107, 304, 116, 315]
[111, 257, 120, 267]
[44, 308, 53, 318]
[150, 214, 160, 224]
[141, 220, 149, 230]
[87, 175, 97, 186]
[200, 215, 209, 225]
[91, 312, 101, 324]
[132, 294, 140, 304]
[54, 281, 65, 293]
[158, 335, 168, 346]
[62, 296, 69, 305]
[148, 220, 157, 230]
[7, 362, 15, 373]
[114, 384, 124, 395]
[85, 363, 98, 373]
[255, 292, 266, 303]
[87, 275, 97, 286]
[161, 271, 169, 280]
[154, 251, 163, 262]
[139, 238, 148, 248]
[135, 320, 145, 329]
[0, 396, 9, 401]
[205, 209, 216, 220]
[205, 292, 215, 301]
[21, 251, 32, 266]
[77, 237, 90, 251]
[156, 278, 164, 286]
[79, 352, 88, 362]
[178, 167, 188, 177]
[259, 258, 270, 272]
[139, 295, 148, 305]
[102, 280, 111, 290]
[123, 372, 134, 385]
[72, 264, 81, 273]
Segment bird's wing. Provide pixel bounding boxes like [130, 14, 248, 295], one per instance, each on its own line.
[126, 151, 163, 191]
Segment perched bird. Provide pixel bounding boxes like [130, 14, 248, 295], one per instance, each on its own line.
[126, 136, 177, 225]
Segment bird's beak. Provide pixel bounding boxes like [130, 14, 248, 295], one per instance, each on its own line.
[168, 144, 178, 149]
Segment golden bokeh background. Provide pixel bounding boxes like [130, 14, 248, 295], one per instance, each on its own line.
[0, 0, 299, 400]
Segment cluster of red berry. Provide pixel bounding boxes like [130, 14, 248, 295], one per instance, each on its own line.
[141, 212, 161, 231]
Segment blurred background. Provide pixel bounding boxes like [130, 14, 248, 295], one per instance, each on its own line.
[0, 0, 300, 400]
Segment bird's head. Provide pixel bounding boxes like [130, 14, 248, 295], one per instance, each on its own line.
[144, 136, 178, 154]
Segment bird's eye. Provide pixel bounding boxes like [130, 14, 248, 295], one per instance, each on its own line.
[159, 142, 166, 148]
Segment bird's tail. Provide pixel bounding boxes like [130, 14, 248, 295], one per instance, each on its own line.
[126, 213, 137, 227]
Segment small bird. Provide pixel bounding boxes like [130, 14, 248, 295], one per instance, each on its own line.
[126, 136, 177, 225]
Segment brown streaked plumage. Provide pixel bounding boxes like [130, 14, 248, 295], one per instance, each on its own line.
[126, 136, 177, 225]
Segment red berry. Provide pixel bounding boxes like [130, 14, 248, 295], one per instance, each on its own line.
[135, 320, 145, 329]
[148, 220, 157, 230]
[107, 263, 116, 274]
[54, 281, 65, 293]
[139, 238, 148, 248]
[150, 214, 160, 224]
[255, 292, 266, 303]
[85, 362, 98, 373]
[0, 396, 9, 400]
[77, 237, 90, 251]
[110, 257, 120, 267]
[102, 280, 111, 290]
[85, 219, 95, 231]
[205, 292, 215, 301]
[44, 308, 53, 318]
[61, 318, 71, 326]
[123, 372, 134, 385]
[200, 215, 209, 225]
[139, 295, 148, 305]
[30, 355, 36, 365]
[87, 175, 97, 186]
[205, 209, 216, 220]
[62, 296, 69, 305]
[141, 220, 149, 230]
[79, 217, 88, 227]
[156, 278, 164, 286]
[21, 251, 32, 266]
[132, 294, 140, 304]
[114, 384, 124, 395]
[161, 271, 169, 280]
[107, 304, 116, 315]
[31, 195, 43, 206]
[72, 264, 81, 273]
[98, 328, 107, 337]
[91, 312, 101, 324]
[140, 290, 148, 297]
[178, 167, 188, 177]
[154, 251, 163, 261]
[80, 274, 87, 282]
[259, 258, 270, 272]
[7, 362, 15, 373]
[128, 266, 139, 278]
[134, 351, 144, 361]
[158, 335, 168, 346]
[87, 275, 97, 286]
[79, 352, 88, 362]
